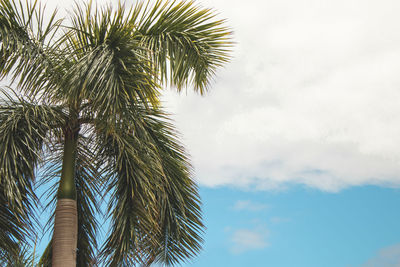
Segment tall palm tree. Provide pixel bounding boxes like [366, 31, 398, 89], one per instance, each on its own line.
[0, 0, 231, 266]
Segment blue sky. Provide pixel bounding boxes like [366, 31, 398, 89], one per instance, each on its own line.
[36, 184, 400, 266]
[31, 0, 400, 266]
[181, 185, 400, 267]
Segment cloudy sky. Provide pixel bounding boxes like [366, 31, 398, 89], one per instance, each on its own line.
[40, 0, 400, 266]
[161, 0, 400, 191]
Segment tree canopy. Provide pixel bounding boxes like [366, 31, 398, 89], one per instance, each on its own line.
[0, 0, 232, 265]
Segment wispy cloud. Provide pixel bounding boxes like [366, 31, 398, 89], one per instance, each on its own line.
[233, 200, 268, 212]
[230, 227, 269, 254]
[361, 244, 400, 267]
[269, 216, 290, 224]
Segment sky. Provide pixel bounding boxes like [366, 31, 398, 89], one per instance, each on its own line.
[181, 186, 400, 267]
[33, 0, 400, 266]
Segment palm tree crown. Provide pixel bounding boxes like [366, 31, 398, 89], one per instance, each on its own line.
[0, 0, 232, 265]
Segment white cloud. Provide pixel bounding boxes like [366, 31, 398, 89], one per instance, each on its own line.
[233, 200, 268, 211]
[161, 0, 400, 191]
[362, 244, 400, 267]
[46, 0, 400, 191]
[230, 227, 269, 254]
[269, 216, 290, 224]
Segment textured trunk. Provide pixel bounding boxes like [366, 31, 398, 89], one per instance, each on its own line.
[52, 128, 79, 267]
[52, 199, 78, 266]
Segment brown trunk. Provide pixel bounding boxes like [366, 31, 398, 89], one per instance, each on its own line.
[52, 124, 79, 266]
[52, 199, 78, 266]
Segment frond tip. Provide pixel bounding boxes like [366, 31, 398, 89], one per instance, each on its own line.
[135, 0, 233, 94]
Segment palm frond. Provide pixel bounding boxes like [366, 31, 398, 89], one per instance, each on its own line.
[134, 0, 233, 94]
[60, 1, 159, 117]
[96, 122, 162, 266]
[0, 241, 36, 267]
[0, 190, 30, 262]
[0, 0, 63, 99]
[75, 134, 101, 266]
[0, 90, 67, 252]
[95, 104, 203, 266]
[135, 107, 203, 266]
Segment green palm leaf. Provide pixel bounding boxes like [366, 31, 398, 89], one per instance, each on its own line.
[0, 0, 63, 99]
[95, 104, 203, 266]
[135, 0, 233, 93]
[141, 110, 203, 265]
[60, 2, 159, 117]
[0, 90, 66, 259]
[0, 241, 37, 267]
[96, 120, 161, 266]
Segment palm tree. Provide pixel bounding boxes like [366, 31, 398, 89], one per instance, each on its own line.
[0, 0, 231, 266]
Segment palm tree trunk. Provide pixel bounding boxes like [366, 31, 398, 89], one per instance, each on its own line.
[52, 128, 79, 267]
